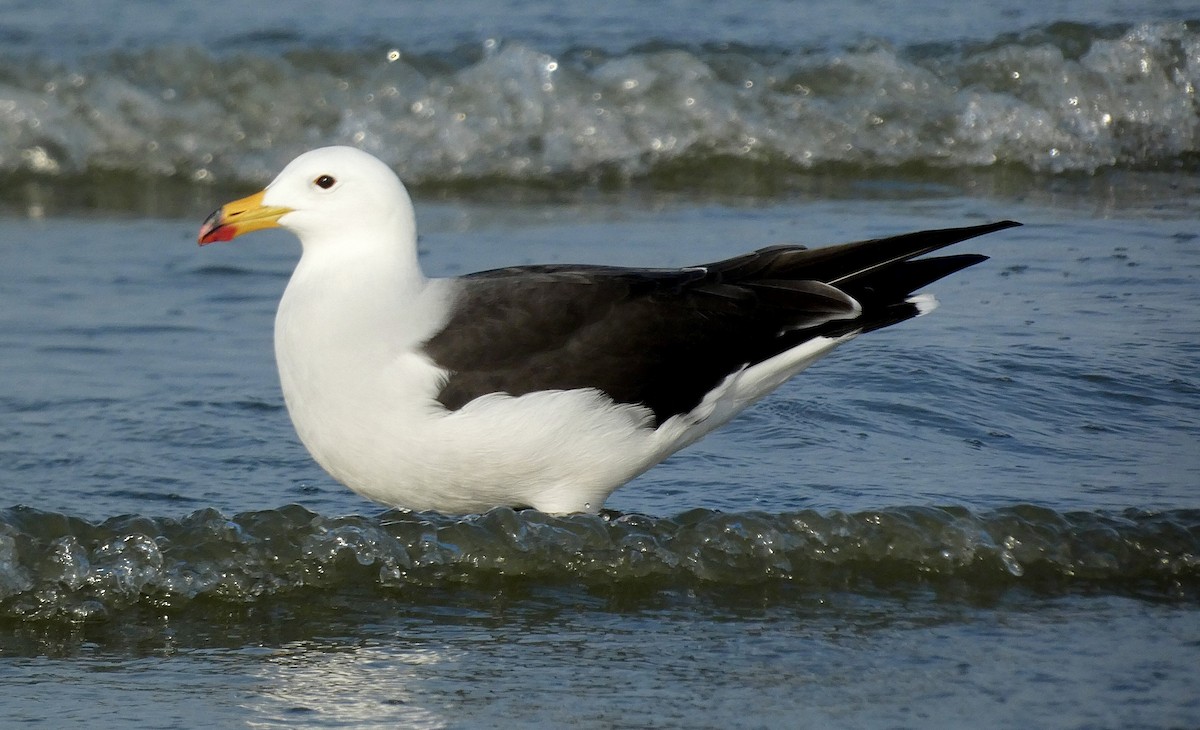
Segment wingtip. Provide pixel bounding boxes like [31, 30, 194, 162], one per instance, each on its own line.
[970, 220, 1022, 236]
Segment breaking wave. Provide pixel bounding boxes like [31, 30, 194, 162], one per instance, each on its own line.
[1, 503, 1196, 621]
[1, 20, 1197, 192]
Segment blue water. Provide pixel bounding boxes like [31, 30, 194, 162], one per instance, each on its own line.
[1, 2, 1199, 728]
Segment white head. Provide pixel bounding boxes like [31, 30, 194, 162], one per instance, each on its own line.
[198, 146, 417, 257]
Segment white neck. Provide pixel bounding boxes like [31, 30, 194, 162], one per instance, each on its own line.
[271, 221, 456, 491]
[284, 195, 430, 336]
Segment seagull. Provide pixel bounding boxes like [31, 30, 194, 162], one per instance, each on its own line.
[198, 146, 1018, 514]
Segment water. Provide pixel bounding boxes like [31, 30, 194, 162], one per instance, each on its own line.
[2, 2, 1199, 728]
[3, 5, 1200, 196]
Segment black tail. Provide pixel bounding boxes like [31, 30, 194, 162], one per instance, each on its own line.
[703, 220, 1019, 336]
[793, 220, 1018, 284]
[706, 220, 1016, 283]
[820, 221, 1019, 334]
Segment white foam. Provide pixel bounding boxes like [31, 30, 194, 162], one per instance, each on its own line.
[0, 21, 1193, 184]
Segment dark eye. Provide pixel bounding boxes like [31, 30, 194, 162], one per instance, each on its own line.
[314, 174, 336, 189]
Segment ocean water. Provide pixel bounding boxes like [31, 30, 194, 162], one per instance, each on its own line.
[2, 2, 1199, 728]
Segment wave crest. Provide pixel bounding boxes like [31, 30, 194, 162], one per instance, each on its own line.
[1, 21, 1197, 192]
[1, 503, 1196, 620]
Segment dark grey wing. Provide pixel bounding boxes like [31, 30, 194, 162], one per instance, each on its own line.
[421, 221, 1018, 425]
[422, 264, 857, 424]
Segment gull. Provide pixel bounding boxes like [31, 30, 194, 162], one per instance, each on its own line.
[198, 146, 1018, 513]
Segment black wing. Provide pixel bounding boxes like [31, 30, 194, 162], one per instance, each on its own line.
[422, 221, 1018, 424]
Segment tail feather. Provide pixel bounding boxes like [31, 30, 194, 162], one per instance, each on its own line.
[798, 220, 1018, 286]
[702, 220, 1013, 280]
[842, 253, 990, 305]
[736, 221, 1018, 337]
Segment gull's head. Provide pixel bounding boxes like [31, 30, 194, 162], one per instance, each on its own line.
[198, 146, 415, 251]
